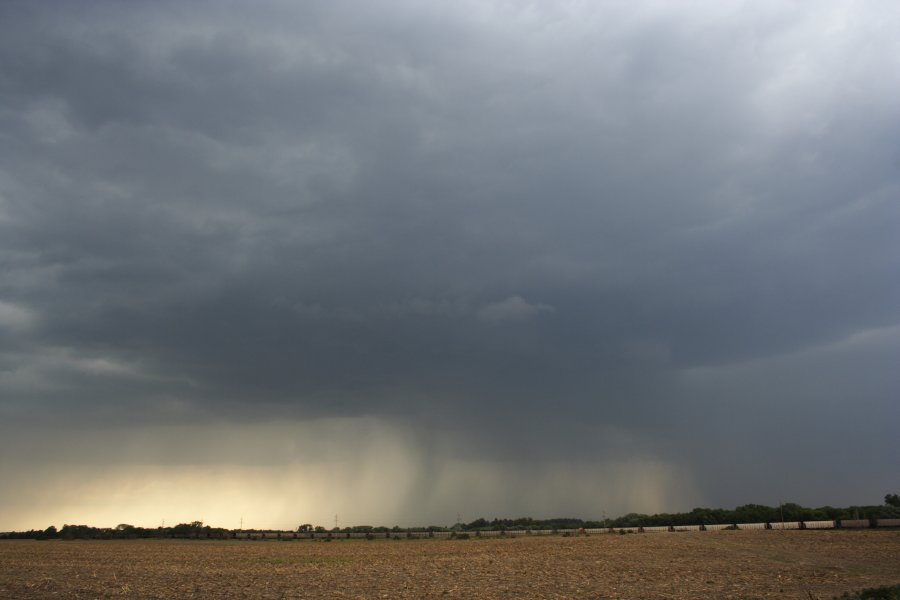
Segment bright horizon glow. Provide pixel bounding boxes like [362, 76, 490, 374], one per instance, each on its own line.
[1, 419, 698, 531]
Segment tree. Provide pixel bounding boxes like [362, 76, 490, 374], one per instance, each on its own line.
[885, 494, 900, 507]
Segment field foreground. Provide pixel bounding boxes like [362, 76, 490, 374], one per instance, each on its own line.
[2, 530, 899, 599]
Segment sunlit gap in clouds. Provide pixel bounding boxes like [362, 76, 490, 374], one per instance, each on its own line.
[0, 418, 697, 531]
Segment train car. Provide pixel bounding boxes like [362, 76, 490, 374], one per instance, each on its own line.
[875, 519, 900, 528]
[735, 522, 767, 530]
[839, 519, 870, 528]
[672, 525, 702, 532]
[702, 524, 734, 531]
[770, 522, 801, 530]
[642, 526, 670, 533]
[801, 520, 835, 529]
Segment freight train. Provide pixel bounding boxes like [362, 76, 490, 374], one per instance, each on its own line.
[226, 518, 900, 540]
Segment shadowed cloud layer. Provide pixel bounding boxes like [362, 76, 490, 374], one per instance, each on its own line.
[1, 0, 898, 529]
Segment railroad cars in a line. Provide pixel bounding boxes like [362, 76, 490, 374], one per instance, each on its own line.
[244, 516, 899, 540]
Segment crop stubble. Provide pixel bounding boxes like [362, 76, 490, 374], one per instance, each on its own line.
[1, 530, 899, 599]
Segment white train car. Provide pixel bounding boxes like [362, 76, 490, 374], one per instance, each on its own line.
[735, 522, 767, 530]
[875, 519, 900, 528]
[616, 527, 640, 534]
[770, 521, 801, 530]
[672, 525, 702, 532]
[802, 520, 835, 529]
[642, 526, 670, 533]
[703, 524, 734, 531]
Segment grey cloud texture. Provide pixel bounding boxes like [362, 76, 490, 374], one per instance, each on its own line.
[1, 0, 898, 529]
[477, 296, 554, 322]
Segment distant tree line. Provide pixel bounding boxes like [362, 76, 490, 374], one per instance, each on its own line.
[598, 500, 900, 529]
[447, 500, 900, 531]
[4, 496, 899, 539]
[0, 521, 230, 540]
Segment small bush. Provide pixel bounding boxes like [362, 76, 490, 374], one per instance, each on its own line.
[835, 585, 900, 599]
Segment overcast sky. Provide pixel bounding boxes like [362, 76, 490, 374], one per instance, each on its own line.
[1, 0, 898, 531]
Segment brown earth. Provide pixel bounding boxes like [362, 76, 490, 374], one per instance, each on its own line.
[1, 530, 899, 599]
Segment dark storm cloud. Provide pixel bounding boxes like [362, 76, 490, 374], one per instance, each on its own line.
[1, 0, 898, 520]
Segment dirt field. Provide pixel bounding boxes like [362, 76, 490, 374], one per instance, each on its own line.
[2, 530, 899, 599]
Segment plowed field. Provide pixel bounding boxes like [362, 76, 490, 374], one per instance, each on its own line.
[2, 530, 899, 599]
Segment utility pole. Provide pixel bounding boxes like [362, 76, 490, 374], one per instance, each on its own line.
[239, 517, 243, 531]
[334, 514, 339, 530]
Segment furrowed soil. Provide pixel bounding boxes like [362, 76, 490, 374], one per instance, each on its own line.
[2, 530, 899, 599]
